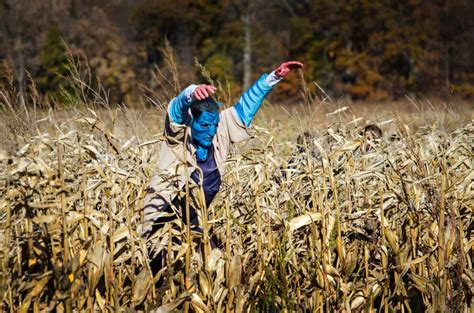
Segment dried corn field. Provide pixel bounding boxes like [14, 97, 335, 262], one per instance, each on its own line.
[0, 102, 473, 312]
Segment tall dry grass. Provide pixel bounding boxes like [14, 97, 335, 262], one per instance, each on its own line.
[0, 52, 473, 312]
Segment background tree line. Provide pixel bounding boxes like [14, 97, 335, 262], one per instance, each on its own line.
[0, 0, 473, 106]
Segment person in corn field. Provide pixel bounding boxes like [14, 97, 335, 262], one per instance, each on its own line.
[142, 61, 304, 263]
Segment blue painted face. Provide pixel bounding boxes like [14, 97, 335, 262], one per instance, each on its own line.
[191, 111, 220, 148]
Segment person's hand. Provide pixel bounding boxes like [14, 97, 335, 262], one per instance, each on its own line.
[193, 84, 217, 100]
[274, 61, 304, 78]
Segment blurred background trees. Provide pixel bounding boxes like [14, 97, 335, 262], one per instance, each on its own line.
[0, 0, 473, 106]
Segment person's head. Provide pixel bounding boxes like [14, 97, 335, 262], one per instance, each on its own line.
[361, 124, 383, 153]
[363, 124, 383, 141]
[296, 131, 315, 153]
[190, 98, 220, 148]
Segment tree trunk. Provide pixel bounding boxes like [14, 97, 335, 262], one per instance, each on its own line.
[242, 13, 252, 90]
[176, 23, 194, 85]
[444, 44, 450, 91]
[14, 37, 26, 108]
[70, 0, 76, 17]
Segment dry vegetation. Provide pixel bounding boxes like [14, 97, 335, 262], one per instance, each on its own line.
[0, 60, 473, 312]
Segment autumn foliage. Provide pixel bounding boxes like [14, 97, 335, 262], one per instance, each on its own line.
[0, 0, 473, 105]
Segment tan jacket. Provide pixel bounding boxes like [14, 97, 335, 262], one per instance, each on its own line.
[141, 104, 251, 235]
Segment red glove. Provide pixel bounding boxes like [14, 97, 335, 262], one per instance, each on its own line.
[274, 61, 304, 78]
[193, 84, 217, 100]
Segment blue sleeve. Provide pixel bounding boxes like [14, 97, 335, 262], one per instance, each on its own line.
[234, 72, 281, 127]
[169, 84, 197, 124]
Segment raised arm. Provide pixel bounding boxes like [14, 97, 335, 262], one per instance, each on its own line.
[234, 61, 304, 127]
[169, 84, 217, 124]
